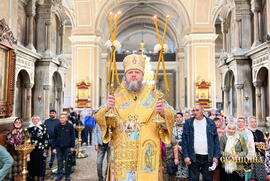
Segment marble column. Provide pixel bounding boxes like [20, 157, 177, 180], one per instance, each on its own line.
[233, 18, 241, 53]
[261, 86, 266, 121]
[43, 85, 50, 119]
[221, 20, 228, 52]
[57, 88, 63, 114]
[26, 0, 36, 51]
[59, 24, 64, 54]
[222, 86, 230, 116]
[235, 84, 244, 116]
[251, 0, 262, 47]
[254, 81, 263, 126]
[26, 15, 35, 50]
[25, 83, 33, 121]
[267, 0, 270, 34]
[45, 20, 52, 56]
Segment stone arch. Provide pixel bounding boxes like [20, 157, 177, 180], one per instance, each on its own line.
[254, 67, 269, 122]
[95, 0, 191, 43]
[118, 25, 176, 53]
[50, 71, 64, 114]
[255, 66, 269, 83]
[14, 69, 32, 120]
[212, 1, 234, 27]
[223, 69, 235, 87]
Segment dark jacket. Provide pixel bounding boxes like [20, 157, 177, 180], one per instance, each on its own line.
[53, 122, 75, 149]
[182, 116, 220, 162]
[28, 124, 49, 150]
[44, 118, 60, 138]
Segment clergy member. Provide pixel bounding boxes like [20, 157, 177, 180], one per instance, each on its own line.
[95, 54, 175, 181]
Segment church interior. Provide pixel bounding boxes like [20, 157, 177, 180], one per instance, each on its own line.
[1, 0, 270, 180]
[1, 0, 270, 136]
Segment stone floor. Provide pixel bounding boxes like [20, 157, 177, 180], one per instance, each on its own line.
[45, 145, 105, 181]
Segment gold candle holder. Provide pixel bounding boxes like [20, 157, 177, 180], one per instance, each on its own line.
[15, 129, 35, 181]
[105, 11, 121, 120]
[153, 91, 165, 124]
[105, 86, 117, 120]
[75, 125, 88, 159]
[152, 15, 170, 128]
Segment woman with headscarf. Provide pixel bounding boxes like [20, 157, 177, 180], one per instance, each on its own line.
[27, 116, 48, 181]
[173, 112, 188, 181]
[220, 123, 248, 181]
[237, 117, 256, 181]
[6, 118, 24, 181]
[248, 116, 266, 181]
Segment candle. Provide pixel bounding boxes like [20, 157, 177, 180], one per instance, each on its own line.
[153, 15, 161, 44]
[107, 11, 121, 89]
[161, 15, 169, 46]
[152, 15, 170, 92]
[109, 12, 113, 40]
[161, 55, 169, 90]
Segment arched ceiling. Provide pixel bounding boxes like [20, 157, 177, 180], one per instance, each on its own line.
[96, 0, 191, 52]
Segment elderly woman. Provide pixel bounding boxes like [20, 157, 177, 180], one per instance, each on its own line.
[6, 118, 24, 181]
[27, 116, 48, 181]
[237, 117, 256, 181]
[248, 116, 266, 181]
[220, 123, 248, 181]
[173, 112, 188, 181]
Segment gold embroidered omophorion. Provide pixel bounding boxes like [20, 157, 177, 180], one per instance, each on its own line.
[95, 83, 175, 181]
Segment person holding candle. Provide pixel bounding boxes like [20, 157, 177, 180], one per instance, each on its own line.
[94, 54, 175, 181]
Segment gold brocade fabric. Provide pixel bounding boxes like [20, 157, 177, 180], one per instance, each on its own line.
[94, 83, 175, 181]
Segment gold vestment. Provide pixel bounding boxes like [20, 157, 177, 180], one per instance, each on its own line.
[94, 83, 175, 181]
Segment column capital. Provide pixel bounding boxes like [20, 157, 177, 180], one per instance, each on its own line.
[57, 88, 63, 92]
[45, 20, 52, 25]
[59, 24, 65, 36]
[235, 84, 244, 89]
[24, 83, 34, 89]
[221, 21, 229, 34]
[26, 0, 36, 17]
[222, 86, 230, 92]
[43, 85, 50, 90]
[253, 81, 263, 87]
[251, 0, 262, 12]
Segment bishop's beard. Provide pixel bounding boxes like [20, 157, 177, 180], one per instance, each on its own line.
[125, 80, 143, 92]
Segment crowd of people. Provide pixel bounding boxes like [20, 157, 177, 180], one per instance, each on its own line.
[162, 105, 270, 181]
[1, 104, 270, 180]
[0, 108, 87, 181]
[3, 52, 270, 181]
